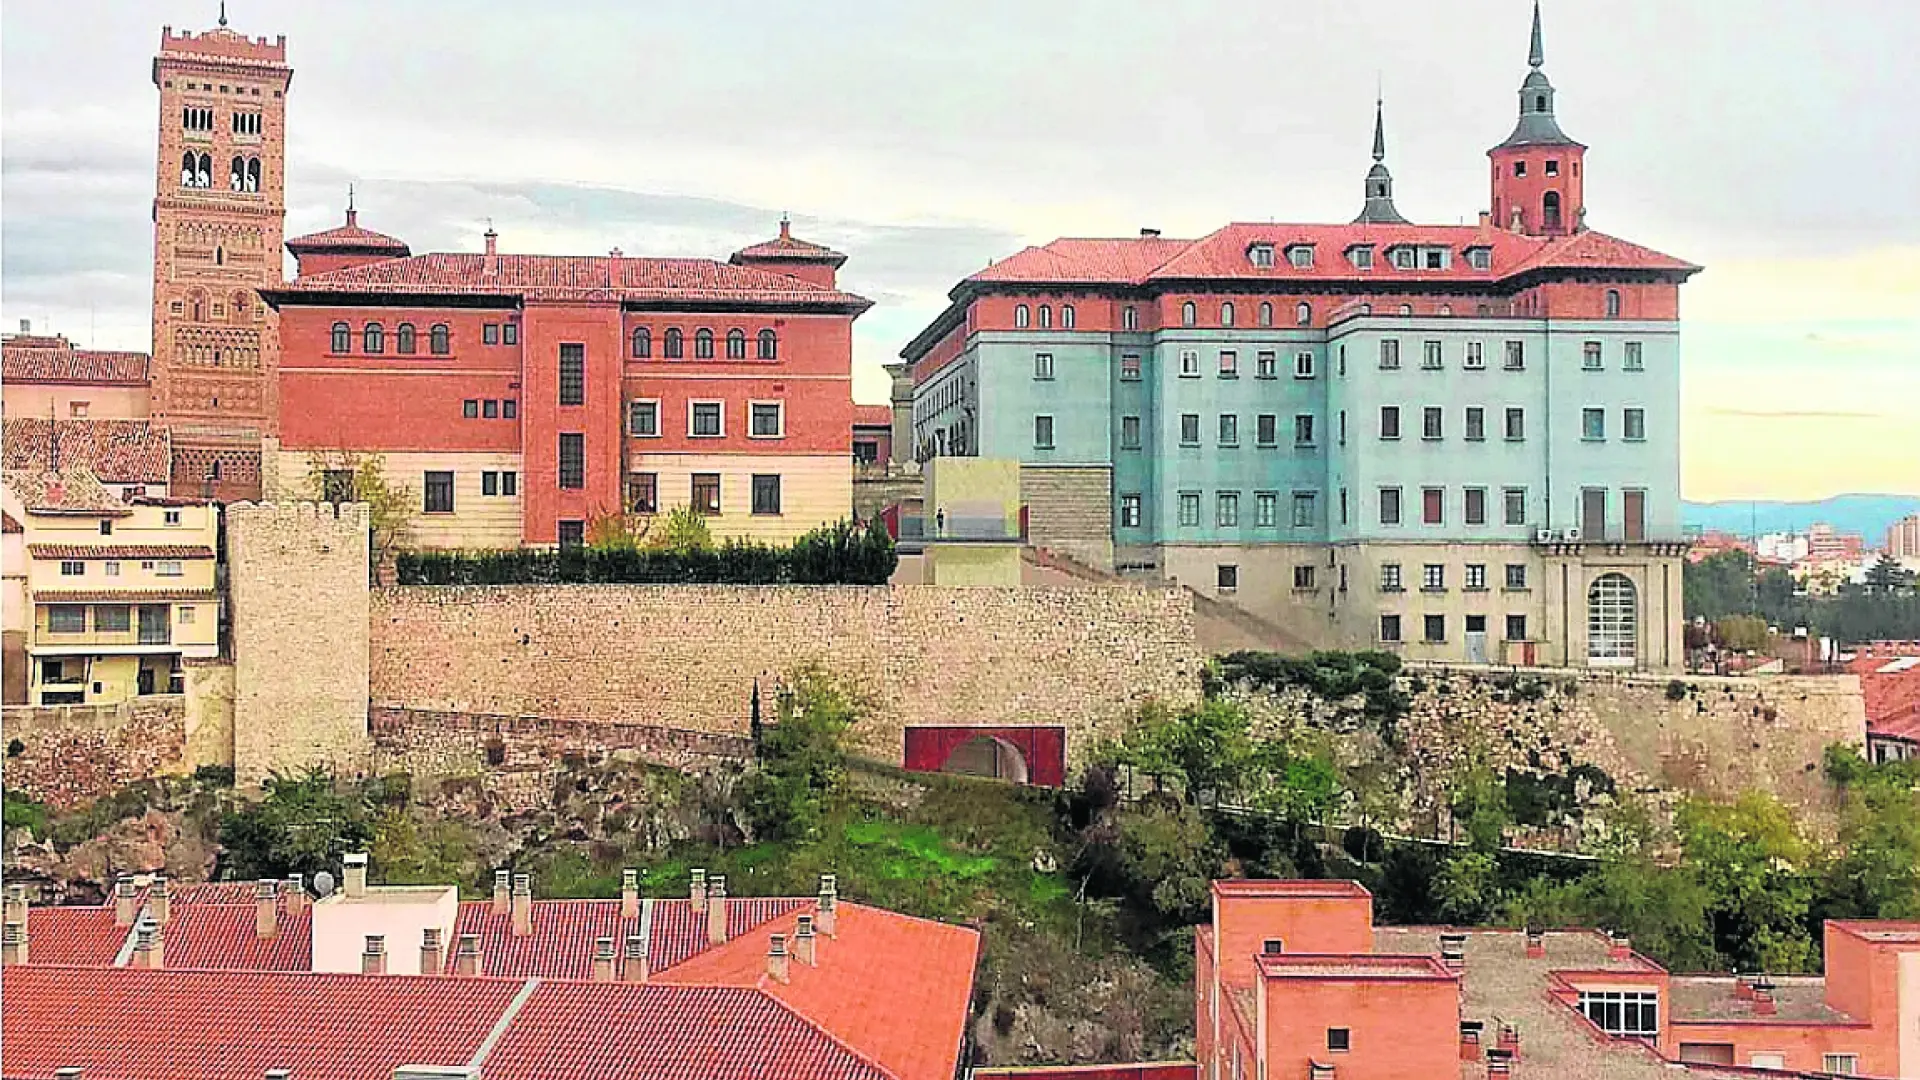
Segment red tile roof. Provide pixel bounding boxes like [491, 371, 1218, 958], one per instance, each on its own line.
[969, 237, 1194, 285]
[2, 419, 171, 485]
[648, 897, 811, 973]
[266, 252, 871, 310]
[853, 405, 894, 428]
[162, 903, 313, 971]
[444, 897, 805, 979]
[285, 216, 412, 257]
[1, 336, 150, 386]
[29, 588, 221, 603]
[731, 225, 848, 267]
[17, 905, 132, 967]
[1847, 648, 1920, 743]
[2, 511, 20, 534]
[1, 469, 135, 516]
[28, 544, 214, 561]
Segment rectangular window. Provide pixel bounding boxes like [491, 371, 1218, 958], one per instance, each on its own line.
[95, 605, 131, 633]
[503, 399, 518, 419]
[1218, 414, 1238, 446]
[1624, 489, 1647, 542]
[1034, 415, 1055, 449]
[1255, 492, 1277, 527]
[463, 400, 480, 419]
[558, 343, 585, 406]
[48, 605, 86, 634]
[558, 434, 585, 490]
[482, 471, 499, 496]
[1179, 350, 1199, 377]
[1506, 614, 1528, 640]
[1582, 487, 1607, 538]
[1822, 1054, 1859, 1076]
[424, 471, 454, 514]
[1034, 352, 1054, 379]
[1178, 492, 1201, 528]
[164, 510, 182, 525]
[503, 322, 519, 346]
[1624, 407, 1646, 441]
[1120, 354, 1142, 380]
[1381, 564, 1403, 591]
[1293, 565, 1316, 590]
[1423, 563, 1446, 591]
[629, 400, 660, 437]
[1379, 487, 1402, 526]
[1583, 407, 1607, 440]
[1424, 614, 1446, 643]
[1464, 341, 1486, 370]
[1218, 350, 1238, 377]
[1217, 492, 1240, 528]
[1423, 407, 1443, 440]
[558, 520, 585, 550]
[1257, 351, 1278, 378]
[483, 399, 500, 419]
[483, 323, 500, 345]
[691, 401, 723, 437]
[1505, 407, 1525, 440]
[1294, 414, 1315, 446]
[104, 562, 119, 577]
[60, 560, 84, 577]
[1465, 407, 1485, 441]
[1294, 351, 1315, 379]
[1506, 563, 1529, 589]
[1380, 614, 1402, 642]
[1380, 406, 1401, 440]
[1465, 487, 1487, 525]
[156, 560, 183, 578]
[751, 474, 782, 515]
[1504, 340, 1525, 370]
[1624, 341, 1645, 371]
[1218, 565, 1239, 592]
[1466, 563, 1488, 590]
[1422, 487, 1444, 525]
[1327, 1028, 1350, 1053]
[1422, 340, 1443, 369]
[1121, 415, 1142, 449]
[1577, 991, 1659, 1038]
[1379, 339, 1401, 369]
[1119, 494, 1142, 528]
[1504, 487, 1528, 526]
[692, 473, 722, 515]
[1292, 491, 1317, 528]
[1583, 341, 1603, 370]
[1256, 414, 1278, 447]
[501, 471, 518, 496]
[1180, 414, 1201, 446]
[750, 402, 784, 438]
[627, 472, 658, 513]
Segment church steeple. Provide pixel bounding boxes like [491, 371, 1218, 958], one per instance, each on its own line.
[1496, 0, 1580, 150]
[1486, 1, 1587, 236]
[1353, 97, 1410, 225]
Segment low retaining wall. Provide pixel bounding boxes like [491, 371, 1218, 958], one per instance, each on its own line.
[0, 696, 189, 809]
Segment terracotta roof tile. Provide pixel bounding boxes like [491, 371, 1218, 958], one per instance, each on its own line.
[2, 469, 134, 515]
[2, 337, 150, 386]
[285, 217, 411, 256]
[731, 226, 848, 267]
[17, 905, 131, 966]
[647, 897, 809, 973]
[28, 544, 214, 561]
[853, 405, 894, 428]
[1, 419, 171, 485]
[450, 899, 643, 979]
[2, 511, 21, 533]
[162, 903, 313, 971]
[29, 588, 221, 603]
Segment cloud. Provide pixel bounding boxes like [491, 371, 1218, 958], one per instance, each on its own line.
[1704, 408, 1884, 420]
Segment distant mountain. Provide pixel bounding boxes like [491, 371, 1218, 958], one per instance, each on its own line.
[1683, 494, 1920, 542]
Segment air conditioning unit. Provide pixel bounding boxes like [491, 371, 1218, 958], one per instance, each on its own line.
[1533, 527, 1554, 543]
[1563, 528, 1583, 542]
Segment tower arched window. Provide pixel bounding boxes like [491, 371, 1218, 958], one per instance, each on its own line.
[1062, 304, 1075, 329]
[214, 246, 225, 266]
[1535, 94, 1548, 112]
[181, 152, 196, 188]
[1258, 302, 1273, 327]
[1295, 302, 1312, 326]
[229, 292, 249, 322]
[1181, 301, 1196, 327]
[1220, 302, 1235, 327]
[198, 153, 212, 189]
[330, 322, 351, 353]
[1122, 306, 1138, 331]
[726, 329, 747, 359]
[1015, 304, 1030, 329]
[396, 323, 417, 354]
[757, 329, 777, 360]
[1605, 289, 1622, 319]
[1543, 191, 1563, 232]
[247, 158, 261, 193]
[664, 329, 683, 359]
[1038, 305, 1052, 329]
[363, 323, 385, 354]
[695, 328, 715, 359]
[631, 327, 651, 358]
[230, 156, 246, 191]
[429, 324, 450, 355]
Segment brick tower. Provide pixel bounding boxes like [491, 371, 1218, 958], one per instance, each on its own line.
[149, 9, 292, 500]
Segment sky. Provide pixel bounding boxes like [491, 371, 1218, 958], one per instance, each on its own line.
[3, 0, 1917, 502]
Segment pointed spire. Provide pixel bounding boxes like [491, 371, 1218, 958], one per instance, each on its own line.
[1371, 96, 1387, 163]
[1494, 0, 1579, 149]
[1528, 0, 1544, 69]
[347, 183, 355, 213]
[218, 1, 229, 28]
[1353, 95, 1410, 226]
[345, 184, 357, 228]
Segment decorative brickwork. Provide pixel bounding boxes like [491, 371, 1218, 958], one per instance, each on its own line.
[0, 697, 189, 809]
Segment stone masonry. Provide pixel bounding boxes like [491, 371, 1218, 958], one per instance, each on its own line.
[0, 697, 189, 810]
[1022, 465, 1115, 573]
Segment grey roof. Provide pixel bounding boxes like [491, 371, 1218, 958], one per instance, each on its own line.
[1494, 0, 1582, 149]
[1353, 99, 1411, 225]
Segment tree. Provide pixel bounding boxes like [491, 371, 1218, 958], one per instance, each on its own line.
[1823, 745, 1920, 920]
[1684, 550, 1757, 621]
[1678, 792, 1818, 972]
[218, 768, 375, 881]
[1864, 554, 1917, 596]
[1714, 614, 1770, 653]
[1450, 764, 1509, 853]
[737, 666, 859, 842]
[1106, 699, 1258, 804]
[304, 450, 415, 571]
[644, 505, 715, 555]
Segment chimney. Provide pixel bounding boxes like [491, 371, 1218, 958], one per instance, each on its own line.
[1139, 227, 1162, 238]
[690, 868, 708, 914]
[284, 874, 305, 916]
[362, 934, 386, 975]
[706, 875, 728, 945]
[114, 877, 138, 927]
[609, 247, 623, 259]
[484, 226, 498, 257]
[816, 874, 837, 937]
[620, 868, 639, 920]
[420, 927, 444, 975]
[1497, 1023, 1520, 1058]
[492, 869, 511, 916]
[1459, 1020, 1484, 1062]
[592, 936, 616, 982]
[793, 914, 816, 966]
[1752, 977, 1777, 1017]
[133, 921, 163, 970]
[2, 921, 27, 965]
[1524, 929, 1544, 959]
[1486, 1055, 1511, 1077]
[151, 878, 172, 926]
[1607, 932, 1631, 961]
[622, 934, 648, 983]
[454, 933, 482, 976]
[344, 853, 369, 899]
[511, 874, 533, 937]
[1478, 210, 1492, 228]
[4, 883, 27, 926]
[1733, 974, 1754, 1001]
[766, 933, 790, 984]
[1439, 932, 1467, 972]
[255, 879, 279, 939]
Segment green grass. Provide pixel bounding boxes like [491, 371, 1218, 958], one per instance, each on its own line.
[844, 819, 999, 879]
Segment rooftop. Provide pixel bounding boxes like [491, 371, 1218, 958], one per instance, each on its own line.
[27, 544, 216, 561]
[853, 404, 894, 429]
[1212, 879, 1371, 899]
[2, 469, 135, 516]
[1, 419, 171, 486]
[730, 219, 849, 268]
[1667, 975, 1853, 1024]
[285, 210, 412, 257]
[2, 335, 151, 386]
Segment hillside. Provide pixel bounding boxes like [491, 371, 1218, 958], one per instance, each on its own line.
[1684, 494, 1920, 541]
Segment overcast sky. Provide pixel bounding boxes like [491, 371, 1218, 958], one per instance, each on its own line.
[4, 1, 1917, 501]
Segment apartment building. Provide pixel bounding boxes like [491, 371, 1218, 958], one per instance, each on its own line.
[899, 5, 1697, 671]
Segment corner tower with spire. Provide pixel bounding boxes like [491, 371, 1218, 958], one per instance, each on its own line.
[1352, 97, 1411, 225]
[1487, 0, 1586, 236]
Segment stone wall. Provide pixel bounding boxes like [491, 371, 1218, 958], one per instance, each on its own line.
[370, 584, 1201, 769]
[184, 659, 235, 770]
[1022, 465, 1115, 572]
[0, 697, 189, 809]
[228, 501, 372, 781]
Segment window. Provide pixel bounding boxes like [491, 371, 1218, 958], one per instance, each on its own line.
[1424, 614, 1446, 643]
[1379, 487, 1402, 526]
[1605, 289, 1622, 319]
[1423, 407, 1443, 440]
[1822, 1054, 1859, 1076]
[1122, 306, 1139, 331]
[1577, 991, 1658, 1038]
[98, 520, 114, 537]
[48, 606, 86, 634]
[1465, 407, 1485, 441]
[503, 323, 518, 345]
[1465, 487, 1487, 525]
[1623, 408, 1646, 441]
[726, 329, 747, 359]
[60, 560, 84, 577]
[233, 110, 262, 136]
[1181, 301, 1196, 327]
[1327, 1029, 1350, 1053]
[1624, 341, 1644, 371]
[503, 400, 518, 419]
[1120, 415, 1142, 449]
[664, 328, 684, 358]
[155, 558, 182, 578]
[1220, 302, 1235, 327]
[1256, 351, 1278, 378]
[1505, 407, 1525, 441]
[1178, 492, 1201, 527]
[555, 520, 585, 550]
[691, 402, 724, 437]
[624, 472, 658, 513]
[1216, 492, 1239, 528]
[463, 400, 480, 419]
[1422, 563, 1446, 592]
[691, 473, 722, 515]
[757, 330, 777, 359]
[1379, 339, 1401, 369]
[104, 561, 120, 577]
[1294, 414, 1315, 446]
[1250, 245, 1275, 269]
[1119, 494, 1142, 528]
[1061, 305, 1076, 329]
[1338, 410, 1347, 444]
[751, 402, 784, 438]
[95, 605, 131, 633]
[1467, 248, 1492, 271]
[689, 328, 712, 359]
[1034, 415, 1055, 449]
[1583, 341, 1603, 370]
[165, 510, 182, 526]
[750, 474, 782, 515]
[1256, 414, 1278, 446]
[1034, 353, 1054, 379]
[1037, 305, 1052, 329]
[1179, 350, 1199, 377]
[1504, 488, 1528, 526]
[1380, 406, 1401, 440]
[1295, 302, 1312, 326]
[1292, 491, 1317, 528]
[558, 344, 585, 405]
[1503, 340, 1525, 370]
[484, 399, 500, 418]
[1393, 247, 1417, 269]
[1351, 246, 1374, 270]
[1287, 246, 1314, 269]
[482, 471, 499, 496]
[1422, 340, 1443, 369]
[1381, 564, 1404, 591]
[1583, 408, 1607, 440]
[1506, 614, 1528, 641]
[330, 322, 350, 353]
[484, 323, 500, 345]
[554, 434, 586, 489]
[1218, 414, 1238, 446]
[1466, 564, 1488, 590]
[1218, 565, 1239, 591]
[430, 324, 451, 355]
[1015, 304, 1030, 328]
[501, 471, 518, 496]
[1464, 341, 1485, 370]
[1380, 614, 1402, 642]
[1624, 489, 1647, 542]
[1506, 563, 1529, 590]
[1514, 160, 1527, 177]
[1218, 350, 1238, 377]
[1582, 487, 1608, 538]
[1180, 414, 1201, 445]
[389, 323, 414, 355]
[1399, 303, 1414, 316]
[1257, 301, 1274, 326]
[1294, 351, 1315, 379]
[1256, 492, 1278, 527]
[1422, 487, 1444, 525]
[424, 471, 454, 514]
[1120, 354, 1142, 380]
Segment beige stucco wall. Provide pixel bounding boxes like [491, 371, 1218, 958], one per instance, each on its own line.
[627, 452, 851, 544]
[185, 659, 236, 770]
[0, 383, 150, 421]
[924, 543, 1022, 586]
[269, 449, 524, 550]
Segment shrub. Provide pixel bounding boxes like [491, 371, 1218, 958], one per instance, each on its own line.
[1666, 679, 1689, 701]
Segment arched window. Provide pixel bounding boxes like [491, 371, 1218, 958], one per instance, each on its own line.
[1258, 302, 1273, 327]
[1399, 303, 1413, 316]
[1359, 303, 1373, 315]
[429, 324, 450, 355]
[1295, 302, 1312, 326]
[230, 156, 246, 191]
[664, 329, 684, 359]
[1220, 302, 1235, 327]
[330, 322, 351, 353]
[229, 292, 249, 322]
[1439, 304, 1453, 317]
[214, 246, 225, 266]
[726, 329, 747, 359]
[363, 323, 385, 354]
[1181, 301, 1196, 327]
[695, 328, 715, 359]
[1038, 305, 1052, 329]
[1477, 304, 1492, 317]
[1014, 304, 1030, 329]
[247, 157, 261, 193]
[1543, 191, 1563, 232]
[396, 323, 417, 354]
[757, 329, 777, 360]
[1122, 306, 1138, 331]
[1604, 289, 1622, 319]
[1535, 94, 1548, 112]
[631, 327, 651, 358]
[1587, 573, 1638, 666]
[181, 152, 196, 188]
[1061, 304, 1075, 329]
